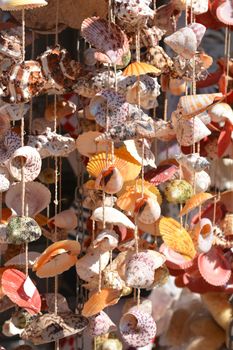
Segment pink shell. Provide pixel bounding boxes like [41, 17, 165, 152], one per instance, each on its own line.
[7, 146, 42, 182]
[95, 166, 124, 194]
[81, 17, 129, 65]
[119, 309, 157, 347]
[48, 209, 78, 231]
[164, 27, 197, 60]
[89, 90, 129, 128]
[189, 23, 206, 47]
[198, 247, 232, 286]
[5, 181, 51, 217]
[216, 0, 233, 26]
[88, 311, 117, 337]
[159, 243, 188, 270]
[145, 164, 178, 185]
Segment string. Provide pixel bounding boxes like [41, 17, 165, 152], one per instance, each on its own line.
[29, 31, 35, 134]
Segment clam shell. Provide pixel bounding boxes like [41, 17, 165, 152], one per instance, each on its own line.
[175, 117, 211, 146]
[123, 139, 156, 168]
[44, 99, 76, 122]
[164, 27, 197, 59]
[88, 311, 117, 337]
[6, 216, 42, 244]
[76, 131, 109, 158]
[7, 146, 41, 182]
[135, 197, 161, 224]
[5, 181, 51, 217]
[0, 0, 47, 10]
[22, 312, 88, 345]
[165, 179, 193, 204]
[0, 166, 10, 192]
[93, 230, 119, 252]
[145, 164, 178, 185]
[1, 268, 41, 315]
[4, 251, 40, 268]
[95, 166, 124, 194]
[91, 207, 135, 230]
[48, 209, 78, 231]
[216, 0, 233, 26]
[119, 309, 157, 347]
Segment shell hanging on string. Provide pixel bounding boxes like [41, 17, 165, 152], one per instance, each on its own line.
[48, 209, 77, 231]
[179, 192, 213, 216]
[0, 130, 21, 165]
[88, 311, 117, 337]
[95, 166, 124, 194]
[134, 197, 161, 225]
[145, 46, 173, 73]
[91, 207, 135, 230]
[93, 230, 119, 252]
[6, 216, 42, 244]
[0, 0, 48, 10]
[165, 179, 193, 204]
[176, 153, 210, 172]
[192, 218, 214, 253]
[76, 131, 109, 158]
[175, 116, 211, 147]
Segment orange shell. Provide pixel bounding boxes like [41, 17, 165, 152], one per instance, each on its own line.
[159, 217, 196, 259]
[178, 93, 223, 118]
[82, 288, 121, 317]
[0, 208, 12, 224]
[179, 192, 213, 216]
[123, 61, 161, 77]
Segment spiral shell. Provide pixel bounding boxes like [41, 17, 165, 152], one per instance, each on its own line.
[6, 216, 41, 244]
[119, 309, 157, 347]
[88, 311, 117, 337]
[165, 179, 193, 204]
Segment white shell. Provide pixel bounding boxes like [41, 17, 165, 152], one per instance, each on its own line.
[164, 27, 197, 60]
[175, 117, 211, 146]
[0, 166, 10, 192]
[184, 169, 211, 193]
[176, 153, 210, 172]
[91, 207, 135, 230]
[123, 139, 156, 168]
[93, 229, 119, 251]
[208, 102, 233, 126]
[195, 218, 214, 253]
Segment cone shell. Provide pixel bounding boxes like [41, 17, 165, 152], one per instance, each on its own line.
[178, 93, 223, 118]
[165, 179, 193, 204]
[88, 311, 117, 337]
[91, 207, 135, 230]
[179, 192, 213, 216]
[119, 309, 157, 347]
[5, 181, 51, 217]
[33, 240, 81, 278]
[1, 268, 41, 315]
[48, 209, 77, 231]
[198, 247, 231, 286]
[76, 131, 109, 158]
[82, 288, 121, 317]
[93, 230, 119, 252]
[193, 218, 214, 253]
[221, 214, 233, 236]
[175, 117, 211, 146]
[164, 27, 197, 59]
[7, 146, 42, 182]
[95, 166, 124, 194]
[0, 0, 47, 10]
[6, 216, 41, 244]
[159, 217, 196, 259]
[134, 197, 161, 224]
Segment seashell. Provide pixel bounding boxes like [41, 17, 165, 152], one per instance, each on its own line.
[175, 116, 211, 147]
[119, 309, 157, 347]
[102, 339, 123, 350]
[38, 167, 56, 184]
[216, 0, 233, 26]
[91, 207, 135, 230]
[159, 217, 196, 259]
[28, 127, 76, 158]
[33, 240, 81, 278]
[221, 213, 233, 236]
[89, 90, 129, 128]
[6, 216, 42, 244]
[179, 192, 213, 216]
[93, 230, 119, 252]
[81, 17, 130, 66]
[42, 292, 71, 313]
[11, 309, 31, 329]
[0, 130, 21, 165]
[145, 164, 178, 185]
[176, 153, 210, 172]
[125, 250, 165, 289]
[2, 319, 23, 337]
[5, 251, 40, 268]
[220, 190, 233, 213]
[145, 46, 173, 74]
[48, 209, 77, 231]
[208, 102, 233, 126]
[95, 166, 123, 194]
[185, 0, 208, 14]
[165, 179, 193, 204]
[0, 113, 10, 138]
[193, 218, 214, 253]
[123, 299, 153, 316]
[7, 145, 41, 182]
[169, 78, 186, 95]
[198, 247, 231, 286]
[0, 0, 47, 10]
[1, 268, 41, 315]
[87, 148, 141, 182]
[153, 119, 176, 142]
[123, 139, 156, 168]
[82, 288, 121, 317]
[0, 102, 29, 122]
[22, 312, 88, 345]
[140, 26, 165, 49]
[0, 166, 10, 192]
[5, 181, 51, 217]
[76, 247, 110, 282]
[102, 269, 125, 290]
[44, 99, 76, 122]
[0, 26, 23, 62]
[188, 23, 206, 46]
[83, 48, 97, 66]
[123, 61, 160, 77]
[134, 197, 161, 224]
[88, 311, 117, 337]
[184, 169, 211, 194]
[164, 27, 197, 60]
[76, 131, 109, 158]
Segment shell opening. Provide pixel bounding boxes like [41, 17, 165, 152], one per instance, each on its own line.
[200, 223, 211, 238]
[120, 313, 138, 333]
[12, 155, 27, 168]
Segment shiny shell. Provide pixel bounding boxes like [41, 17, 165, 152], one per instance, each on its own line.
[165, 179, 193, 204]
[6, 216, 41, 244]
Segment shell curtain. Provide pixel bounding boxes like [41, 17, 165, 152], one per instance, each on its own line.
[0, 0, 232, 349]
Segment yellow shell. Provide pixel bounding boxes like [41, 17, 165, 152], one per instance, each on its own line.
[165, 179, 193, 204]
[123, 61, 160, 77]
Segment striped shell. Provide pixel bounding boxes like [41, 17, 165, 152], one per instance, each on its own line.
[7, 146, 41, 182]
[165, 179, 193, 204]
[179, 192, 213, 216]
[88, 311, 117, 337]
[216, 0, 233, 26]
[164, 27, 197, 60]
[123, 61, 160, 77]
[175, 117, 211, 146]
[6, 216, 41, 244]
[176, 153, 210, 172]
[123, 139, 156, 168]
[119, 309, 157, 347]
[0, 0, 47, 10]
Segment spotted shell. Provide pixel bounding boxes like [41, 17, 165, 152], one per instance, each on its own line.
[88, 311, 117, 337]
[0, 130, 21, 165]
[6, 216, 41, 244]
[119, 309, 157, 347]
[165, 179, 193, 204]
[145, 46, 173, 73]
[221, 213, 233, 236]
[175, 117, 211, 147]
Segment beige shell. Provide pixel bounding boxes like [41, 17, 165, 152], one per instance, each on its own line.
[123, 139, 156, 168]
[76, 131, 109, 158]
[93, 229, 119, 252]
[194, 218, 214, 253]
[208, 102, 233, 126]
[0, 166, 10, 192]
[221, 214, 233, 236]
[48, 209, 77, 231]
[123, 299, 153, 316]
[4, 251, 40, 268]
[186, 0, 208, 14]
[0, 0, 47, 10]
[7, 146, 42, 182]
[83, 48, 97, 66]
[135, 197, 161, 225]
[95, 166, 124, 194]
[164, 27, 197, 60]
[0, 113, 10, 139]
[91, 207, 135, 230]
[88, 311, 117, 337]
[175, 117, 211, 147]
[5, 181, 51, 217]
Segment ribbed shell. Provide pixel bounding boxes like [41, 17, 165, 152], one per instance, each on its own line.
[123, 61, 160, 77]
[178, 93, 223, 118]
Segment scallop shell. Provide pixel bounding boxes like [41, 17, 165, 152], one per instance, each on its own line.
[0, 166, 10, 192]
[76, 131, 109, 158]
[0, 0, 47, 10]
[119, 309, 157, 348]
[7, 146, 41, 182]
[93, 230, 119, 252]
[44, 99, 76, 122]
[0, 130, 21, 165]
[179, 192, 213, 216]
[48, 209, 77, 231]
[76, 247, 110, 282]
[91, 207, 135, 230]
[81, 17, 129, 66]
[123, 139, 156, 168]
[145, 164, 178, 185]
[221, 213, 233, 236]
[5, 251, 40, 268]
[164, 27, 197, 60]
[33, 240, 80, 278]
[82, 288, 121, 317]
[22, 312, 88, 345]
[0, 113, 10, 138]
[159, 217, 196, 259]
[165, 179, 193, 204]
[176, 153, 210, 172]
[6, 216, 41, 244]
[123, 61, 161, 77]
[88, 311, 117, 337]
[134, 197, 161, 224]
[216, 0, 233, 26]
[89, 90, 129, 128]
[193, 218, 214, 253]
[175, 117, 211, 147]
[208, 102, 233, 125]
[5, 181, 51, 217]
[1, 268, 41, 315]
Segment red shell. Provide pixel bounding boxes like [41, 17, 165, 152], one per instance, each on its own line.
[144, 164, 178, 185]
[198, 247, 231, 286]
[1, 269, 41, 315]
